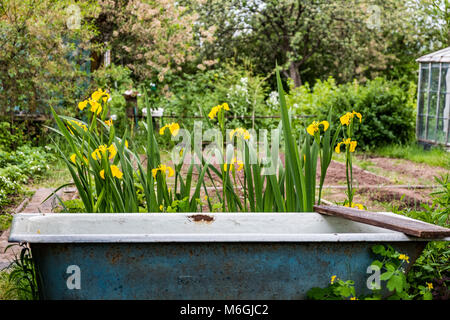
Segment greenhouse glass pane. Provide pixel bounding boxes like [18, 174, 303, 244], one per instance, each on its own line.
[431, 64, 440, 91]
[417, 116, 426, 139]
[427, 116, 436, 140]
[445, 94, 450, 119]
[428, 92, 437, 116]
[420, 91, 428, 115]
[440, 65, 450, 93]
[418, 92, 426, 115]
[438, 93, 449, 119]
[436, 118, 447, 143]
[420, 65, 429, 91]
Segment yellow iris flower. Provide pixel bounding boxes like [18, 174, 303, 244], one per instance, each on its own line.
[229, 128, 251, 140]
[335, 138, 357, 153]
[151, 164, 175, 178]
[340, 111, 362, 126]
[208, 103, 229, 120]
[89, 99, 102, 115]
[99, 165, 123, 180]
[159, 123, 180, 136]
[92, 144, 115, 160]
[78, 100, 88, 111]
[91, 89, 110, 102]
[306, 120, 329, 136]
[223, 157, 244, 172]
[107, 144, 117, 160]
[110, 165, 123, 179]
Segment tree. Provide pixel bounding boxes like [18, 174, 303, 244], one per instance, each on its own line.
[0, 0, 98, 120]
[93, 0, 214, 89]
[191, 0, 419, 86]
[413, 0, 450, 49]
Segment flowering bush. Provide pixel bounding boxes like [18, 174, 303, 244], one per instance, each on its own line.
[0, 175, 22, 207]
[0, 145, 55, 208]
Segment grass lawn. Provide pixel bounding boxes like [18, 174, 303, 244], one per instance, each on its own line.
[371, 143, 449, 169]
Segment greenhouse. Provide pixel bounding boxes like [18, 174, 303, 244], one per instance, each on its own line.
[416, 47, 450, 147]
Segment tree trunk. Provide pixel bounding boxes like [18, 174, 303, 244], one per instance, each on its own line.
[289, 62, 302, 87]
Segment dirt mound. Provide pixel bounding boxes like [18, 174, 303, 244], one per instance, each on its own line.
[360, 156, 448, 185]
[359, 187, 431, 211]
[320, 160, 391, 186]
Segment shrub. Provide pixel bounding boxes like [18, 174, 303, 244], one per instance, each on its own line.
[286, 77, 416, 149]
[12, 145, 55, 177]
[0, 122, 28, 152]
[160, 62, 277, 131]
[91, 64, 134, 93]
[0, 145, 55, 208]
[0, 175, 22, 207]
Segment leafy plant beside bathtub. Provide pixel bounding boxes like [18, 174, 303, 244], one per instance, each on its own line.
[306, 244, 435, 300]
[3, 243, 42, 300]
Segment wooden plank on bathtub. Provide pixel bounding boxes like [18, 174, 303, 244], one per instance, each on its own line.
[313, 205, 450, 238]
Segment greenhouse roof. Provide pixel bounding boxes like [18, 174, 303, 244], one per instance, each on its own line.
[416, 47, 450, 63]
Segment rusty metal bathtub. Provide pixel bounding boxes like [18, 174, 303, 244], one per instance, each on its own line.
[8, 212, 447, 300]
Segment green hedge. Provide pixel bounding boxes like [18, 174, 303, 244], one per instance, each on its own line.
[286, 77, 417, 150]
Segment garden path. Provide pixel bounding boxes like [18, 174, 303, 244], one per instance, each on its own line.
[0, 187, 76, 270]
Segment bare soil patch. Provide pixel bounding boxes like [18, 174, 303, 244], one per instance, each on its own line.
[356, 155, 449, 185]
[320, 158, 443, 210]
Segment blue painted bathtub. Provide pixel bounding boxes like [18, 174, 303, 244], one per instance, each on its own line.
[9, 212, 445, 300]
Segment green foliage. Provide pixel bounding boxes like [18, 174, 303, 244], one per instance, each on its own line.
[0, 269, 20, 300]
[308, 176, 450, 300]
[91, 64, 136, 135]
[373, 143, 450, 169]
[307, 244, 434, 300]
[192, 0, 420, 86]
[161, 62, 276, 131]
[0, 174, 22, 207]
[0, 121, 28, 151]
[4, 244, 41, 300]
[370, 245, 412, 300]
[0, 213, 13, 231]
[307, 278, 357, 300]
[0, 145, 55, 207]
[0, 145, 56, 177]
[407, 241, 449, 300]
[91, 64, 134, 92]
[165, 196, 190, 213]
[286, 77, 416, 149]
[394, 175, 450, 300]
[0, 0, 98, 117]
[396, 174, 449, 227]
[50, 87, 210, 213]
[60, 199, 85, 213]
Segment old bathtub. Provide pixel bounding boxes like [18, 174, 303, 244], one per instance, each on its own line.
[8, 212, 448, 299]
